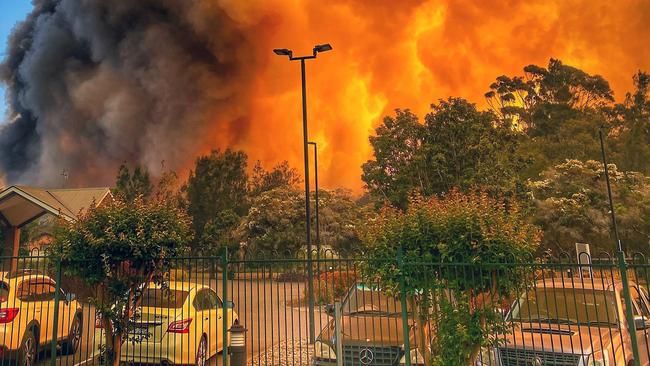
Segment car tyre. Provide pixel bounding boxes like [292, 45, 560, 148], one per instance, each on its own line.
[17, 329, 37, 366]
[196, 335, 207, 366]
[61, 315, 82, 355]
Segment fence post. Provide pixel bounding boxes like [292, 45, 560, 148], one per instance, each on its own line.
[51, 257, 62, 366]
[398, 247, 412, 366]
[334, 301, 343, 366]
[222, 248, 229, 366]
[618, 251, 641, 365]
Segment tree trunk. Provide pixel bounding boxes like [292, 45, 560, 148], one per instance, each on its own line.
[408, 296, 432, 366]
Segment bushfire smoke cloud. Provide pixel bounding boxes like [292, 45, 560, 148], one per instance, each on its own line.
[1, 0, 650, 190]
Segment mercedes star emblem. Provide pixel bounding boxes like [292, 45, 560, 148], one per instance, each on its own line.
[359, 348, 374, 365]
[532, 356, 543, 366]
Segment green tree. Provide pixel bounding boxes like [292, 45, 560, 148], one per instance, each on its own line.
[236, 187, 367, 257]
[485, 59, 614, 178]
[361, 109, 425, 209]
[529, 159, 650, 255]
[362, 191, 540, 366]
[249, 160, 301, 196]
[49, 199, 191, 366]
[199, 209, 240, 255]
[612, 71, 650, 174]
[236, 186, 305, 257]
[113, 164, 153, 201]
[316, 189, 372, 256]
[362, 99, 524, 209]
[185, 149, 248, 254]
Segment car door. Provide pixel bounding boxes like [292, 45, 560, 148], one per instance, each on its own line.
[204, 289, 222, 355]
[634, 286, 650, 365]
[192, 290, 213, 354]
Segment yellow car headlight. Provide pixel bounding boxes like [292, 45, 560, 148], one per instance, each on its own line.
[314, 341, 336, 360]
[474, 347, 497, 366]
[399, 348, 425, 366]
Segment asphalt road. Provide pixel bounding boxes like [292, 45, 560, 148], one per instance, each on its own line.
[33, 279, 326, 366]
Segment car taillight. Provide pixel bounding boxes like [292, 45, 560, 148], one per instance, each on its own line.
[0, 308, 19, 323]
[167, 318, 192, 334]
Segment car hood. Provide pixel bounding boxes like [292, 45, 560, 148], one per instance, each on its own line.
[318, 315, 418, 347]
[503, 322, 620, 354]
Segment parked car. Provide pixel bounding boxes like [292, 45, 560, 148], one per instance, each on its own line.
[314, 283, 429, 366]
[94, 281, 238, 366]
[476, 280, 650, 366]
[0, 270, 82, 366]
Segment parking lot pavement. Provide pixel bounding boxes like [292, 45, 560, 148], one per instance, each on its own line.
[31, 278, 324, 366]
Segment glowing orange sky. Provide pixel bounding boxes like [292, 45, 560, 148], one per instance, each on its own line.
[195, 0, 650, 192]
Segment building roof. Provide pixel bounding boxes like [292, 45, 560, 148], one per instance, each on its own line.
[0, 185, 112, 227]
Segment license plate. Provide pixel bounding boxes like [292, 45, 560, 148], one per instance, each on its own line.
[129, 327, 150, 336]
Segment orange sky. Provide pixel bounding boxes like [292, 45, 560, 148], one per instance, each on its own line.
[190, 0, 650, 192]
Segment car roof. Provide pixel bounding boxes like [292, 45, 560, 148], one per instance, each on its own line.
[0, 271, 53, 284]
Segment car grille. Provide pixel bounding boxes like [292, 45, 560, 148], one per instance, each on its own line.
[342, 345, 402, 366]
[499, 348, 582, 365]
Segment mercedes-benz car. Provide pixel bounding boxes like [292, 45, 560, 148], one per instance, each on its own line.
[476, 280, 650, 366]
[313, 283, 429, 366]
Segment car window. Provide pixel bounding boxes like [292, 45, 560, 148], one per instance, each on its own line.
[16, 279, 56, 302]
[205, 289, 221, 309]
[193, 290, 210, 311]
[631, 287, 650, 316]
[0, 282, 8, 303]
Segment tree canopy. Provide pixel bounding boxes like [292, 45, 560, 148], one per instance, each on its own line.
[361, 191, 540, 365]
[529, 159, 650, 255]
[363, 98, 525, 209]
[49, 198, 191, 366]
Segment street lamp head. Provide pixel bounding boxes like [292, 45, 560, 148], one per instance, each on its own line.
[313, 44, 332, 54]
[273, 48, 293, 58]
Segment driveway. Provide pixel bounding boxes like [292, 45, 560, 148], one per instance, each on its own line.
[34, 278, 326, 366]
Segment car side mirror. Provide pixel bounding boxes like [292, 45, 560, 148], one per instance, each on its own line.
[224, 300, 235, 309]
[65, 292, 76, 303]
[325, 304, 335, 317]
[634, 316, 650, 330]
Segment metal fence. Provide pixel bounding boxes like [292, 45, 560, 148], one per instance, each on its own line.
[1, 253, 649, 366]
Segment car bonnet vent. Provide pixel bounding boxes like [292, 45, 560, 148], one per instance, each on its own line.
[521, 327, 576, 336]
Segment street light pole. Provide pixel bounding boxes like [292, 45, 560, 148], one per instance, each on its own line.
[308, 141, 320, 254]
[274, 44, 332, 344]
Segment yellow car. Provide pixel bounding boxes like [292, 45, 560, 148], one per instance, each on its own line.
[0, 270, 83, 366]
[94, 281, 237, 366]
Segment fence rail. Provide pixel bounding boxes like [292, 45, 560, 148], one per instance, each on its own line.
[0, 253, 649, 366]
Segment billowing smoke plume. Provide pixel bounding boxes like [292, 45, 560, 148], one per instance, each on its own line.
[0, 0, 259, 186]
[2, 0, 650, 190]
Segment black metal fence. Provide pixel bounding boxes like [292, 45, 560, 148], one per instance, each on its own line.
[1, 253, 649, 366]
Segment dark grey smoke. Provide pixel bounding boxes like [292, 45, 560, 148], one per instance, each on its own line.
[0, 0, 257, 186]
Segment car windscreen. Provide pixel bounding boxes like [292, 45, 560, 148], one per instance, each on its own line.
[0, 281, 8, 303]
[140, 288, 189, 309]
[509, 287, 619, 326]
[342, 284, 406, 316]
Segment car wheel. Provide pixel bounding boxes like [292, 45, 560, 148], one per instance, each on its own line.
[18, 330, 37, 366]
[196, 335, 207, 366]
[62, 315, 82, 355]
